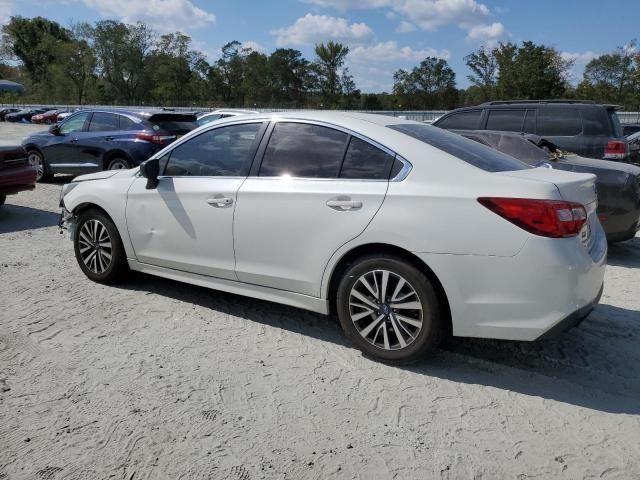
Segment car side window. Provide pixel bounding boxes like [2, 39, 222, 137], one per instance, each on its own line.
[164, 122, 263, 177]
[436, 110, 481, 130]
[60, 113, 90, 134]
[197, 114, 222, 127]
[339, 136, 394, 179]
[537, 108, 582, 136]
[119, 115, 137, 130]
[485, 110, 526, 132]
[88, 113, 120, 132]
[259, 122, 348, 178]
[523, 110, 536, 134]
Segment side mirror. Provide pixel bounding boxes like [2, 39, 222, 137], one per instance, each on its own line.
[49, 124, 61, 135]
[140, 158, 160, 189]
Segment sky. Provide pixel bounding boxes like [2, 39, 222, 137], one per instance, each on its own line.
[1, 0, 638, 93]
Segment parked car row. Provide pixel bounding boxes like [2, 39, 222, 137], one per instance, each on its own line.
[0, 107, 79, 123]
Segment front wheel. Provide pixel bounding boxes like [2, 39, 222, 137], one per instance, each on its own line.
[74, 209, 128, 284]
[336, 255, 444, 365]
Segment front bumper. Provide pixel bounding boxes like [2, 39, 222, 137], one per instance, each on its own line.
[58, 206, 77, 239]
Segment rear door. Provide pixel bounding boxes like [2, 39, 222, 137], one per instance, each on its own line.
[234, 121, 392, 297]
[83, 112, 122, 169]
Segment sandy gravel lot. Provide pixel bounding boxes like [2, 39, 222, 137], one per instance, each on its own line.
[1, 123, 639, 479]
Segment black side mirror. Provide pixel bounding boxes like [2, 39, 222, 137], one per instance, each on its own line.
[49, 124, 61, 135]
[140, 158, 160, 189]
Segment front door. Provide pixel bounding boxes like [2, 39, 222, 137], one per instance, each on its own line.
[125, 121, 266, 280]
[43, 112, 93, 172]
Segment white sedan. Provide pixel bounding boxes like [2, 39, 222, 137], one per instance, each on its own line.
[59, 112, 607, 363]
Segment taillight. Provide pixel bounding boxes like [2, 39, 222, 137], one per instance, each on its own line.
[478, 197, 587, 238]
[604, 140, 627, 160]
[136, 132, 175, 145]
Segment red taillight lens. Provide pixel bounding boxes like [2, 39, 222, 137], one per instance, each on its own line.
[136, 132, 175, 145]
[478, 197, 587, 238]
[604, 140, 627, 160]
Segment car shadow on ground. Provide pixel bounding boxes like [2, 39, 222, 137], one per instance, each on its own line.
[607, 237, 640, 267]
[0, 204, 59, 234]
[115, 271, 640, 416]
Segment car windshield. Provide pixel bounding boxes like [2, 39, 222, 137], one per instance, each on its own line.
[388, 123, 532, 172]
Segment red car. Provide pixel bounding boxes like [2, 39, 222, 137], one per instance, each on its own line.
[31, 109, 63, 125]
[0, 146, 36, 206]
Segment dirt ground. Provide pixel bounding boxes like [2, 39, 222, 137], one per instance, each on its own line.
[1, 123, 639, 480]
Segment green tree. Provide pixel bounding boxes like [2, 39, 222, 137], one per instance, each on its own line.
[494, 41, 572, 99]
[92, 20, 153, 104]
[577, 42, 637, 104]
[268, 48, 310, 107]
[393, 57, 456, 109]
[314, 41, 350, 107]
[464, 46, 497, 102]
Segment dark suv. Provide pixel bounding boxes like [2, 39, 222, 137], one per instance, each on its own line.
[433, 100, 628, 162]
[22, 109, 197, 181]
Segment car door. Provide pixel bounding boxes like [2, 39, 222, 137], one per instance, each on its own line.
[125, 121, 266, 280]
[83, 112, 122, 169]
[234, 121, 393, 297]
[43, 112, 92, 172]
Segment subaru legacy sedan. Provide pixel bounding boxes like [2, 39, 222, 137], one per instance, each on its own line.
[59, 112, 606, 364]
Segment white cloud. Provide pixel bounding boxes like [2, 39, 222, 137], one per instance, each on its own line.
[393, 0, 490, 31]
[303, 0, 390, 8]
[396, 20, 416, 33]
[242, 41, 266, 53]
[350, 41, 450, 63]
[271, 13, 374, 46]
[466, 22, 504, 41]
[81, 0, 216, 31]
[0, 0, 11, 24]
[561, 51, 598, 65]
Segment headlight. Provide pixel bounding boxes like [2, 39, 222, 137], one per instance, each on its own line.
[59, 182, 79, 206]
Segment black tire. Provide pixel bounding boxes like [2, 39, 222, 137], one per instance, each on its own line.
[0, 194, 5, 206]
[107, 157, 131, 170]
[73, 209, 128, 284]
[336, 255, 444, 365]
[27, 150, 53, 182]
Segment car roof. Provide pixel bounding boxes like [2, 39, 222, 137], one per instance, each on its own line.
[69, 108, 195, 119]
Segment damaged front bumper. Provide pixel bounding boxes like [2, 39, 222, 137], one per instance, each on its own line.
[58, 206, 77, 239]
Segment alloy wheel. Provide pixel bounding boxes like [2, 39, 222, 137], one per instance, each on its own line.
[78, 219, 113, 274]
[108, 159, 129, 170]
[28, 152, 44, 180]
[348, 269, 423, 351]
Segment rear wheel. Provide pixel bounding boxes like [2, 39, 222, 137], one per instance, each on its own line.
[336, 255, 444, 364]
[27, 150, 53, 182]
[0, 194, 5, 206]
[107, 157, 131, 170]
[74, 209, 128, 284]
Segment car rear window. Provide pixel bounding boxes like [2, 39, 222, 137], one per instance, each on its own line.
[582, 107, 611, 136]
[148, 114, 197, 134]
[388, 123, 532, 172]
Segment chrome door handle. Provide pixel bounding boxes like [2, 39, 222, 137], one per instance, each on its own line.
[326, 199, 363, 210]
[70, 138, 79, 143]
[207, 196, 233, 208]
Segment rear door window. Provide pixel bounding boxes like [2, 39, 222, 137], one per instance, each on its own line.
[164, 122, 263, 176]
[88, 112, 119, 132]
[485, 110, 526, 132]
[537, 108, 582, 136]
[339, 136, 394, 180]
[435, 110, 482, 130]
[259, 122, 348, 178]
[389, 123, 531, 172]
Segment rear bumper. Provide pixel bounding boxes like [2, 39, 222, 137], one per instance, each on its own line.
[414, 224, 607, 341]
[0, 165, 37, 195]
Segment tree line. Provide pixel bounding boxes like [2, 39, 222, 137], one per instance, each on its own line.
[1, 16, 640, 111]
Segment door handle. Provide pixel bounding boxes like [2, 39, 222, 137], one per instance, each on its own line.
[207, 196, 234, 208]
[70, 138, 79, 143]
[105, 136, 114, 141]
[326, 198, 363, 211]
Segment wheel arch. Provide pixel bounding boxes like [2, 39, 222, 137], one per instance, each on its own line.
[325, 243, 452, 333]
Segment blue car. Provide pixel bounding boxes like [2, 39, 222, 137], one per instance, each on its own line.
[22, 109, 197, 181]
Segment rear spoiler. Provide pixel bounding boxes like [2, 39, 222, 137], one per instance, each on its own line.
[603, 104, 624, 111]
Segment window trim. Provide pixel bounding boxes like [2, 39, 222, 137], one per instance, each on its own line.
[250, 119, 405, 182]
[158, 120, 268, 178]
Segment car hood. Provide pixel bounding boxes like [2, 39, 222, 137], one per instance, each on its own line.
[73, 170, 122, 182]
